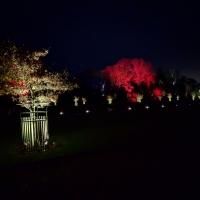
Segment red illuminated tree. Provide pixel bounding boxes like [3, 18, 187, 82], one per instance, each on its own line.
[153, 88, 165, 101]
[103, 58, 155, 102]
[130, 58, 155, 87]
[103, 58, 133, 93]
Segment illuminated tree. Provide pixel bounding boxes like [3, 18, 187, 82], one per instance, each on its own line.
[130, 58, 155, 87]
[189, 88, 198, 100]
[136, 93, 143, 103]
[0, 41, 77, 107]
[74, 96, 79, 106]
[167, 93, 172, 101]
[82, 97, 87, 105]
[0, 41, 78, 151]
[153, 88, 165, 101]
[103, 58, 155, 102]
[103, 58, 133, 93]
[106, 94, 113, 104]
[191, 92, 196, 100]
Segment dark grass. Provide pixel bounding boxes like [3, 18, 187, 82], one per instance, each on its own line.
[0, 109, 139, 166]
[0, 105, 199, 199]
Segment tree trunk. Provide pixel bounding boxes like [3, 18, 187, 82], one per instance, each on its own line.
[30, 92, 37, 148]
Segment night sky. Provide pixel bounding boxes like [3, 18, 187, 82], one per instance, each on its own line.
[0, 0, 200, 81]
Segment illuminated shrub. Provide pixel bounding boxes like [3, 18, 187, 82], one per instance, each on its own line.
[167, 93, 172, 101]
[106, 95, 113, 104]
[191, 92, 196, 100]
[136, 93, 143, 103]
[153, 88, 165, 101]
[82, 97, 87, 105]
[74, 96, 79, 106]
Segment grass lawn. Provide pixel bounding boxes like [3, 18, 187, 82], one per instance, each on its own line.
[0, 105, 199, 199]
[0, 107, 143, 166]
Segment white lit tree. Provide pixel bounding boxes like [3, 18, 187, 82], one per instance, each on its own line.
[189, 89, 198, 101]
[106, 94, 113, 104]
[136, 93, 143, 103]
[0, 41, 78, 150]
[82, 97, 87, 105]
[167, 93, 172, 101]
[0, 41, 77, 109]
[74, 96, 79, 106]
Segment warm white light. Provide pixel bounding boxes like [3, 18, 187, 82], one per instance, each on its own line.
[85, 110, 90, 113]
[128, 107, 132, 110]
[60, 112, 64, 115]
[145, 106, 149, 109]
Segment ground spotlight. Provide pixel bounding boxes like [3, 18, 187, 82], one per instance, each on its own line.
[44, 139, 48, 145]
[85, 110, 90, 113]
[128, 107, 132, 110]
[145, 105, 149, 109]
[161, 105, 165, 108]
[59, 111, 64, 115]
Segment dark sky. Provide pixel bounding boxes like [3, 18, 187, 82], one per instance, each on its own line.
[0, 0, 200, 81]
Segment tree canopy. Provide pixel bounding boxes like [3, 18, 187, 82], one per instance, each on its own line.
[0, 41, 78, 111]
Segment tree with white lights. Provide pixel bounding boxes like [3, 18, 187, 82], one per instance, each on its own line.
[136, 93, 143, 103]
[106, 94, 113, 104]
[167, 93, 172, 101]
[0, 41, 77, 110]
[82, 97, 87, 105]
[74, 96, 79, 106]
[0, 41, 78, 150]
